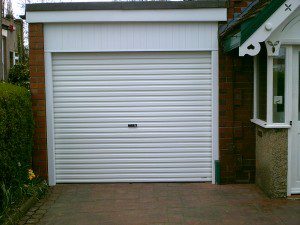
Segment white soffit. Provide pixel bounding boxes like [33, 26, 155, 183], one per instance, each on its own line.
[239, 0, 300, 57]
[26, 8, 227, 23]
[266, 9, 300, 56]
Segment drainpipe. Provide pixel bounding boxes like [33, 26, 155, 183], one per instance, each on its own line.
[215, 160, 221, 184]
[0, 0, 3, 80]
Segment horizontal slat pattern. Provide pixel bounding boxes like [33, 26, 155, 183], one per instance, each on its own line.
[52, 52, 212, 183]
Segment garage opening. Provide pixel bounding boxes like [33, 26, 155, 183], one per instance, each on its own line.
[52, 52, 213, 183]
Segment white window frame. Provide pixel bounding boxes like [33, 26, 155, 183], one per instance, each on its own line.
[13, 52, 18, 65]
[251, 45, 292, 129]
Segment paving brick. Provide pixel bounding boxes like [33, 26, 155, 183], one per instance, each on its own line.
[25, 211, 34, 216]
[18, 220, 27, 225]
[34, 209, 47, 215]
[26, 218, 39, 224]
[28, 206, 39, 212]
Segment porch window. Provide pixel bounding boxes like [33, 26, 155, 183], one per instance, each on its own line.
[252, 46, 290, 128]
[273, 48, 285, 123]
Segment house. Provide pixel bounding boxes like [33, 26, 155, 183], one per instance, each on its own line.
[220, 0, 300, 197]
[25, 0, 300, 198]
[1, 17, 24, 80]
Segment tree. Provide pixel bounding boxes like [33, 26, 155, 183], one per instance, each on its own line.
[5, 0, 13, 20]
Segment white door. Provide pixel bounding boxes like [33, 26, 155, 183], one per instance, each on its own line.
[52, 52, 213, 183]
[291, 47, 300, 194]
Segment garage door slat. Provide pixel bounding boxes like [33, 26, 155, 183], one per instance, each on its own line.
[55, 162, 211, 169]
[55, 178, 211, 183]
[55, 147, 211, 154]
[55, 158, 212, 164]
[53, 75, 211, 81]
[54, 121, 211, 128]
[54, 127, 211, 133]
[54, 94, 211, 99]
[56, 168, 211, 174]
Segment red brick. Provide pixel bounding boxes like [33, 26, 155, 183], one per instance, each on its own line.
[34, 150, 48, 162]
[30, 76, 45, 82]
[227, 1, 252, 20]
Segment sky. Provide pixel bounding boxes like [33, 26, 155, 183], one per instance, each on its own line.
[11, 0, 170, 45]
[11, 0, 114, 46]
[12, 0, 113, 19]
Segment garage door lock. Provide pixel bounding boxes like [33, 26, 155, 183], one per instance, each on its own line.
[128, 124, 138, 128]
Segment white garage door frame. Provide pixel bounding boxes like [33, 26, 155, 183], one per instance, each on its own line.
[45, 50, 219, 186]
[31, 8, 226, 185]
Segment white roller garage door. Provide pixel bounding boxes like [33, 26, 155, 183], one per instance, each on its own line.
[52, 52, 213, 183]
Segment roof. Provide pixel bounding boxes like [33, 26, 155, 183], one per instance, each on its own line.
[240, 0, 286, 44]
[220, 0, 263, 36]
[222, 0, 286, 52]
[26, 1, 227, 12]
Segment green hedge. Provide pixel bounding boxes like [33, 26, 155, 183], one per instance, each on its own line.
[0, 83, 34, 213]
[8, 63, 30, 89]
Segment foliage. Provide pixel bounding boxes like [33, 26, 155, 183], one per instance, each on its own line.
[16, 22, 27, 64]
[0, 179, 48, 223]
[4, 0, 13, 20]
[0, 83, 34, 186]
[0, 83, 38, 222]
[8, 63, 30, 89]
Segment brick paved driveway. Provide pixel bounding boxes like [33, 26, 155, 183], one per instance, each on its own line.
[20, 183, 300, 225]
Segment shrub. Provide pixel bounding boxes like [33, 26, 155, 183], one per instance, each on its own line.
[0, 83, 34, 214]
[8, 63, 30, 89]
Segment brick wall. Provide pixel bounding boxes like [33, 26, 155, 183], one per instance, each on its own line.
[27, 21, 255, 184]
[29, 23, 48, 179]
[228, 0, 251, 20]
[219, 49, 256, 183]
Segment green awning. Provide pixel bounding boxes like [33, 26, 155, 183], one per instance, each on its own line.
[223, 0, 286, 52]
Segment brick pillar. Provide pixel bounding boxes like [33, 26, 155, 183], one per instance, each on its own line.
[219, 49, 255, 184]
[219, 51, 235, 183]
[29, 23, 48, 179]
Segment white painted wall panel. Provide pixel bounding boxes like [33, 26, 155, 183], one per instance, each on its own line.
[44, 23, 218, 52]
[52, 51, 212, 183]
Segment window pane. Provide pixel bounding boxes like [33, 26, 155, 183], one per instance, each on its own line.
[273, 48, 285, 123]
[257, 47, 267, 121]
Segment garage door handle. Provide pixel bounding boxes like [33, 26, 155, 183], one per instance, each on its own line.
[128, 124, 138, 128]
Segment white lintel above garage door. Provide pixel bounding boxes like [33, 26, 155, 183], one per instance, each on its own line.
[26, 8, 227, 23]
[44, 22, 218, 52]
